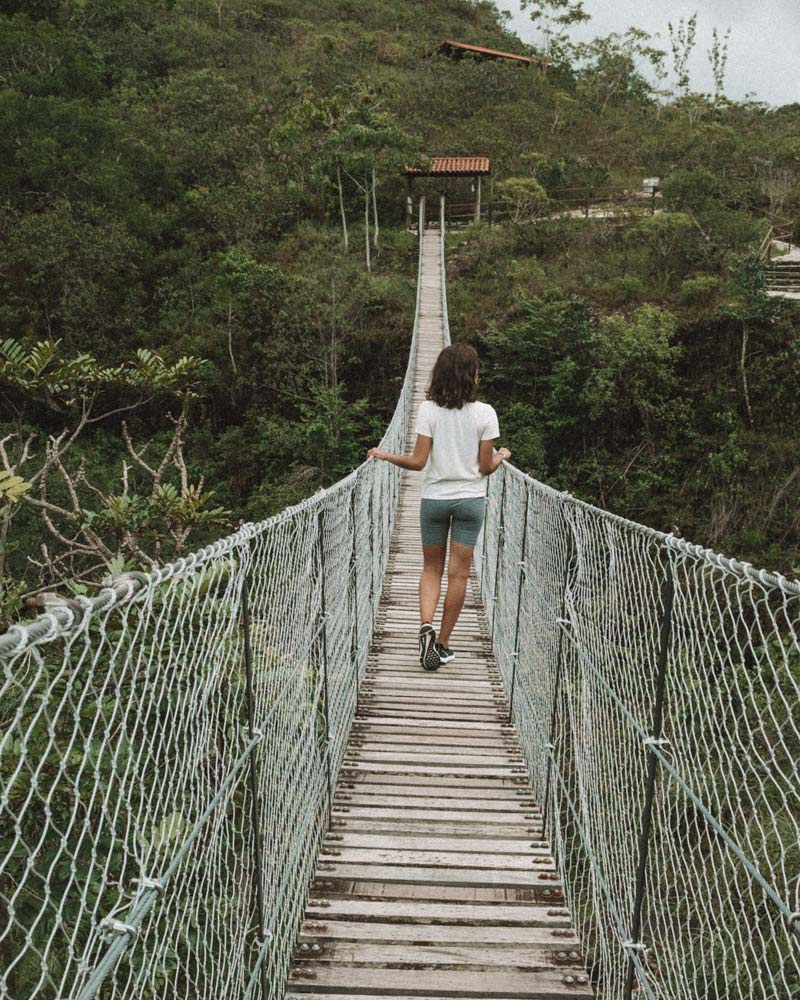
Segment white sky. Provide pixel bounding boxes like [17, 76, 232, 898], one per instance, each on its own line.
[504, 0, 800, 107]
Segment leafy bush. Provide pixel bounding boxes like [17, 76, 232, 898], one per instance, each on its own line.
[496, 176, 550, 223]
[680, 274, 722, 305]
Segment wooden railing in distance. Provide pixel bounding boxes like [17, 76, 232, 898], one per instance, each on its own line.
[759, 212, 794, 261]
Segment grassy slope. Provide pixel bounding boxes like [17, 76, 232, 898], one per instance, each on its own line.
[2, 0, 799, 580]
[265, 1, 800, 572]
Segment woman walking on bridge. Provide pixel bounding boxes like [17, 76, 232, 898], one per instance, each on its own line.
[368, 343, 510, 671]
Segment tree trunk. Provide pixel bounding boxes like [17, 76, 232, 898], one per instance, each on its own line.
[0, 502, 13, 601]
[337, 163, 349, 250]
[227, 299, 237, 374]
[371, 166, 379, 250]
[741, 321, 754, 428]
[330, 277, 338, 392]
[364, 175, 371, 273]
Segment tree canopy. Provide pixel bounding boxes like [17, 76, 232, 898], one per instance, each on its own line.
[1, 0, 799, 616]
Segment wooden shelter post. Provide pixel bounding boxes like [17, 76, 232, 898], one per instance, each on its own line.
[403, 157, 490, 228]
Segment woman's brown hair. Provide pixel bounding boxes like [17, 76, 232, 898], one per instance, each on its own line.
[426, 343, 479, 409]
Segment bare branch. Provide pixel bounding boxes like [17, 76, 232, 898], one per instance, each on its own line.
[172, 401, 190, 493]
[41, 510, 100, 556]
[765, 465, 800, 526]
[24, 494, 77, 519]
[0, 432, 37, 474]
[50, 441, 84, 516]
[88, 394, 153, 425]
[0, 435, 13, 472]
[27, 427, 72, 487]
[152, 400, 189, 489]
[123, 421, 157, 477]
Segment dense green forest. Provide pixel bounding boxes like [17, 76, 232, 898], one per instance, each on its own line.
[1, 0, 799, 620]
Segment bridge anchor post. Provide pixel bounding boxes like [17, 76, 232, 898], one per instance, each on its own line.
[317, 503, 334, 830]
[350, 487, 360, 715]
[240, 568, 270, 1000]
[490, 467, 507, 639]
[507, 483, 531, 724]
[541, 518, 574, 833]
[623, 560, 676, 1000]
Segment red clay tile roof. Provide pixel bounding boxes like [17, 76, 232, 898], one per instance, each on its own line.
[405, 156, 491, 177]
[434, 39, 542, 65]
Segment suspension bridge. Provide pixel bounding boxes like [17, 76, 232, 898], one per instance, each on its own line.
[0, 200, 798, 1000]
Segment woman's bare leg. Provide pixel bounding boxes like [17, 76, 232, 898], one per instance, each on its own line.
[419, 544, 446, 624]
[438, 540, 474, 647]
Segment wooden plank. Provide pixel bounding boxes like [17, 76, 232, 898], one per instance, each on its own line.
[289, 230, 591, 1000]
[348, 728, 512, 744]
[362, 676, 498, 691]
[357, 698, 504, 711]
[312, 863, 559, 888]
[368, 656, 492, 667]
[357, 689, 502, 700]
[348, 733, 512, 748]
[342, 753, 521, 768]
[358, 697, 499, 707]
[285, 995, 572, 1000]
[320, 849, 552, 872]
[355, 711, 508, 724]
[375, 635, 487, 646]
[360, 689, 500, 702]
[335, 795, 535, 812]
[286, 966, 592, 997]
[345, 750, 521, 764]
[337, 787, 533, 803]
[345, 742, 515, 757]
[331, 806, 535, 824]
[337, 777, 529, 794]
[325, 834, 550, 855]
[350, 717, 507, 732]
[299, 922, 578, 946]
[355, 707, 506, 719]
[365, 670, 493, 682]
[339, 765, 527, 780]
[292, 940, 583, 969]
[303, 898, 570, 925]
[358, 697, 506, 710]
[331, 820, 543, 838]
[310, 884, 557, 903]
[344, 751, 518, 766]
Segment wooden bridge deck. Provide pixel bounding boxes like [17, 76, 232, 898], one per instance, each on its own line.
[285, 229, 592, 999]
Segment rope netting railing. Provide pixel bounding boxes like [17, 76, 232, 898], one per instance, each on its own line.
[4, 194, 798, 1000]
[0, 208, 424, 1000]
[476, 465, 800, 999]
[430, 195, 799, 998]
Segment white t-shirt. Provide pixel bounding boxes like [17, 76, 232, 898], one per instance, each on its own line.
[413, 400, 500, 500]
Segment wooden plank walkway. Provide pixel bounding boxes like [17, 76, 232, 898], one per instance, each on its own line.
[285, 229, 592, 999]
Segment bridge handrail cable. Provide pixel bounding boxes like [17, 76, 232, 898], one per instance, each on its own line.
[1, 197, 798, 1000]
[435, 194, 800, 996]
[479, 463, 799, 997]
[0, 204, 426, 1000]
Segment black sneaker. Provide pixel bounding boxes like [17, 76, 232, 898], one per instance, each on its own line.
[434, 642, 455, 664]
[418, 623, 440, 671]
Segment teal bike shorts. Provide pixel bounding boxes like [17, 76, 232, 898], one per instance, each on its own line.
[420, 497, 486, 548]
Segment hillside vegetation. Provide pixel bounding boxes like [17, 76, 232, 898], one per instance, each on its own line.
[1, 0, 799, 616]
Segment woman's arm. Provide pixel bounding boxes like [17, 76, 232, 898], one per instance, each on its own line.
[368, 434, 432, 472]
[479, 440, 511, 476]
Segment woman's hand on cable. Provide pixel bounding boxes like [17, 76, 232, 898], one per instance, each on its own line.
[498, 447, 512, 462]
[368, 447, 387, 461]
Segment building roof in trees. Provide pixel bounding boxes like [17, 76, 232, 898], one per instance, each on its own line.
[405, 157, 491, 177]
[432, 39, 543, 65]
